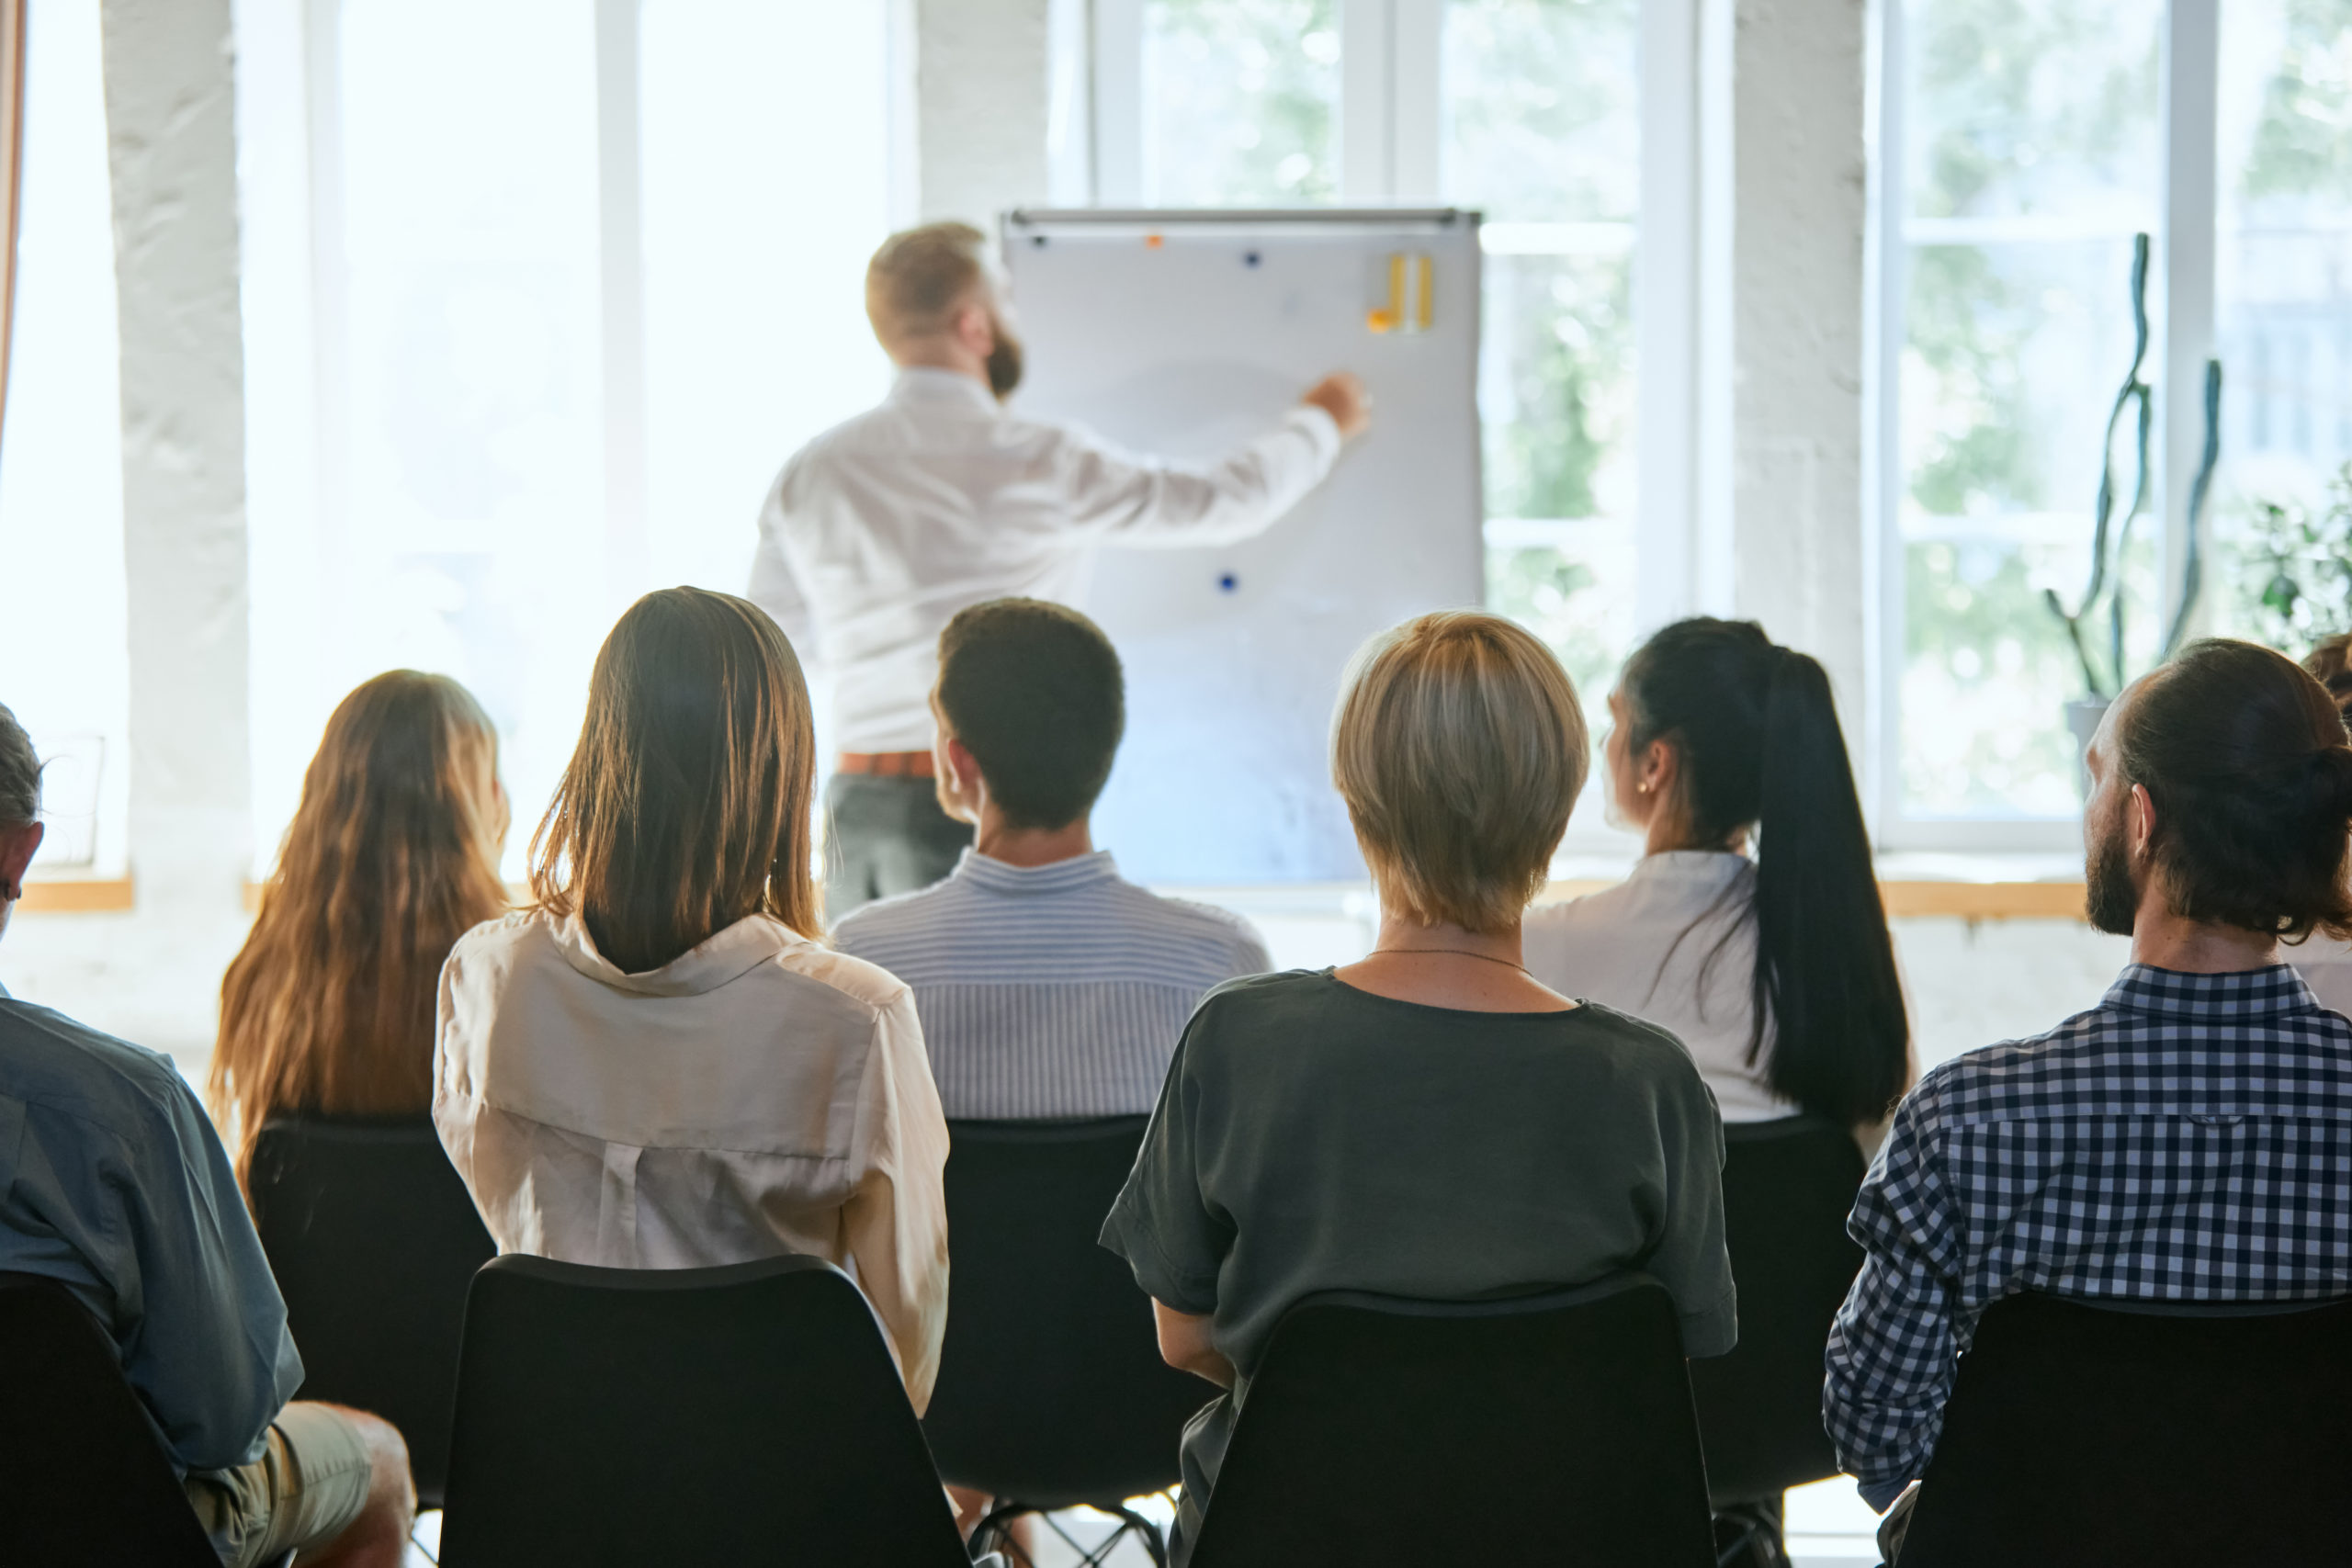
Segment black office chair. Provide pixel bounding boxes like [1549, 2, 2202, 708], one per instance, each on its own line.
[1894, 1291, 2352, 1567]
[1184, 1272, 1719, 1568]
[438, 1253, 981, 1567]
[246, 1112, 494, 1509]
[1688, 1114, 1867, 1565]
[0, 1271, 292, 1568]
[926, 1116, 1210, 1567]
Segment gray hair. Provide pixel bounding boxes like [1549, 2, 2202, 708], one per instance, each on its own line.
[0, 704, 40, 829]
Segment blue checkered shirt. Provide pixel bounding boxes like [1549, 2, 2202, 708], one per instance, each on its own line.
[1825, 964, 2352, 1508]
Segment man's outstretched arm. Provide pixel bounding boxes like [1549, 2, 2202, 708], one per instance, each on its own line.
[1054, 372, 1371, 549]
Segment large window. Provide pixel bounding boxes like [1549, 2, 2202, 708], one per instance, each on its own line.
[240, 0, 897, 875]
[2208, 1, 2352, 647]
[1099, 0, 1679, 842]
[1445, 0, 1642, 707]
[0, 0, 129, 877]
[1141, 0, 1339, 204]
[1884, 0, 2164, 830]
[1877, 0, 2348, 846]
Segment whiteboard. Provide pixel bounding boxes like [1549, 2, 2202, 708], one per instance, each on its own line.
[1002, 209, 1484, 885]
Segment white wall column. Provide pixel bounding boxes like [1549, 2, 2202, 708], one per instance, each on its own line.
[1697, 0, 1870, 724]
[915, 0, 1055, 226]
[87, 0, 251, 1056]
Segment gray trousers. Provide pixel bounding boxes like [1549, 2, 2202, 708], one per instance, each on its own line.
[824, 773, 974, 921]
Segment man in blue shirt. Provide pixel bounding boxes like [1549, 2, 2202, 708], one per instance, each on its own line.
[832, 599, 1272, 1546]
[834, 598, 1272, 1121]
[1826, 640, 2352, 1557]
[0, 703, 414, 1566]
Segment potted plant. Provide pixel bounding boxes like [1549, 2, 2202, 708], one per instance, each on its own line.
[2042, 232, 2222, 795]
[2226, 471, 2352, 656]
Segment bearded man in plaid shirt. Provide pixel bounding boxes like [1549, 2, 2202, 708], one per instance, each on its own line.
[1826, 639, 2352, 1555]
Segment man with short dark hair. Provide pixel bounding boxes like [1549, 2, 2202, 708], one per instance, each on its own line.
[752, 221, 1370, 917]
[0, 703, 415, 1567]
[1826, 639, 2352, 1555]
[833, 600, 1271, 1543]
[834, 598, 1270, 1122]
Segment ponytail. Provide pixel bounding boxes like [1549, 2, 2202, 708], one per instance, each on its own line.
[1621, 619, 1909, 1127]
[1751, 649, 1909, 1126]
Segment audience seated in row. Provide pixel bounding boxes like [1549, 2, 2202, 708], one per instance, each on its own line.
[1829, 638, 2352, 1560]
[16, 583, 2352, 1564]
[210, 671, 509, 1174]
[1099, 611, 1737, 1564]
[431, 586, 953, 1407]
[0, 704, 414, 1568]
[833, 597, 1271, 1120]
[1527, 616, 1914, 1133]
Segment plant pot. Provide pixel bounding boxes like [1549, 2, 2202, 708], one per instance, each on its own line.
[2064, 695, 2111, 803]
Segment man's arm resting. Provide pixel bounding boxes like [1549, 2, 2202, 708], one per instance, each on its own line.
[1822, 1100, 1966, 1512]
[1154, 1300, 1237, 1389]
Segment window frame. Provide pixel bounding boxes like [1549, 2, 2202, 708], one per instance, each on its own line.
[1867, 0, 2222, 852]
[1085, 0, 1705, 707]
[243, 0, 910, 875]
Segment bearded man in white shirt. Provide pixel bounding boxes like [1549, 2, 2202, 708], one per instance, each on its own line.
[751, 220, 1371, 918]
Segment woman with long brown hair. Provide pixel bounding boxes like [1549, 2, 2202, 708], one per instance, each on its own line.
[433, 588, 951, 1409]
[211, 671, 509, 1178]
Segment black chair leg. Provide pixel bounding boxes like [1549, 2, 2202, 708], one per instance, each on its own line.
[970, 1497, 1170, 1568]
[1099, 1499, 1170, 1568]
[969, 1500, 1031, 1564]
[1713, 1496, 1791, 1568]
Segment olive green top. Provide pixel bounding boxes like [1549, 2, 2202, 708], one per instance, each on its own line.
[1101, 967, 1736, 1559]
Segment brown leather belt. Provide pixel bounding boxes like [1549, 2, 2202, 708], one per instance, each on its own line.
[837, 750, 935, 779]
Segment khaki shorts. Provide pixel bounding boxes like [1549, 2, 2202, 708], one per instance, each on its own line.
[183, 1402, 377, 1568]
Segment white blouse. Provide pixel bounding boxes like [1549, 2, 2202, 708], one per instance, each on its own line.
[434, 908, 952, 1409]
[1522, 852, 1796, 1123]
[2290, 933, 2352, 1019]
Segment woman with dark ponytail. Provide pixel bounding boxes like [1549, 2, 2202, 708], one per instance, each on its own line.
[1524, 617, 1911, 1130]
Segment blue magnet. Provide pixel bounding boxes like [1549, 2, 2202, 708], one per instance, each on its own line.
[1243, 251, 1261, 267]
[1218, 572, 1239, 593]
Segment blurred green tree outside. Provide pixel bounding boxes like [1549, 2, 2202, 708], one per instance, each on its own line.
[1898, 0, 2160, 815]
[1145, 0, 1340, 204]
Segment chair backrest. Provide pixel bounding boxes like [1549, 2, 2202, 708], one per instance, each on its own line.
[0, 1273, 222, 1567]
[1897, 1290, 2352, 1567]
[246, 1112, 494, 1508]
[438, 1252, 973, 1568]
[923, 1116, 1210, 1506]
[1186, 1273, 1718, 1568]
[1686, 1113, 1866, 1501]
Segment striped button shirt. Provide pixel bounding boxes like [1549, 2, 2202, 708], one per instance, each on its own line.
[1825, 964, 2352, 1508]
[831, 850, 1272, 1120]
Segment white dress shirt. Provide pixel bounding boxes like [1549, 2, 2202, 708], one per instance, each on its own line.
[750, 367, 1344, 753]
[434, 908, 952, 1409]
[1522, 851, 1797, 1123]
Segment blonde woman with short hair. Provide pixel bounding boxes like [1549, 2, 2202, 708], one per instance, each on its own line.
[1102, 612, 1736, 1564]
[433, 588, 952, 1408]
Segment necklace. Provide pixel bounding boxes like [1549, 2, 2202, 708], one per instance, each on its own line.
[1368, 946, 1530, 975]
